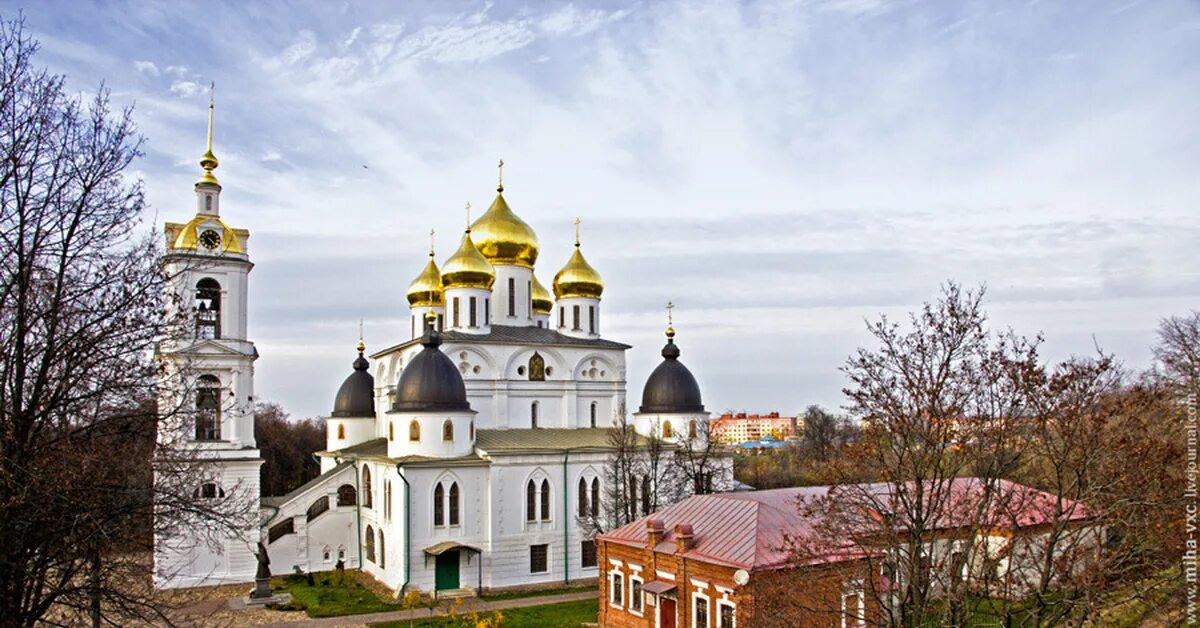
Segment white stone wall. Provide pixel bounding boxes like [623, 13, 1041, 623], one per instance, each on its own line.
[492, 265, 535, 326]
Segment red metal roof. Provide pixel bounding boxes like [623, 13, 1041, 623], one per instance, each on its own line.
[598, 478, 1093, 571]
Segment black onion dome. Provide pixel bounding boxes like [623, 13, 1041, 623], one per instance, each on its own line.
[392, 326, 472, 412]
[332, 348, 375, 417]
[639, 332, 705, 413]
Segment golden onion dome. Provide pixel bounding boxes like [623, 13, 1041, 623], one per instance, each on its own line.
[553, 243, 604, 299]
[469, 186, 539, 268]
[441, 230, 495, 290]
[406, 253, 444, 307]
[531, 274, 554, 315]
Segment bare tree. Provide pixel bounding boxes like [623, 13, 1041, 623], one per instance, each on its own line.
[1155, 310, 1200, 396]
[0, 17, 248, 627]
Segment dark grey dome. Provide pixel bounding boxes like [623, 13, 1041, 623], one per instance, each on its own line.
[639, 333, 704, 413]
[332, 350, 375, 417]
[392, 326, 471, 412]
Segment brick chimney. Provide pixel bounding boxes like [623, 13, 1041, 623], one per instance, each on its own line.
[674, 523, 695, 554]
[646, 518, 665, 548]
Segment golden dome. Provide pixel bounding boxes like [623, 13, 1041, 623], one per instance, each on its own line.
[531, 274, 554, 315]
[469, 189, 539, 268]
[441, 230, 495, 290]
[553, 244, 603, 299]
[406, 254, 444, 307]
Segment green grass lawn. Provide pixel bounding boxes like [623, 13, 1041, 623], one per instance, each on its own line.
[479, 584, 596, 601]
[371, 598, 598, 628]
[270, 572, 403, 618]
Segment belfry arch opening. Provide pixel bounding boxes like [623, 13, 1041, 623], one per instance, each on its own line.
[195, 278, 221, 339]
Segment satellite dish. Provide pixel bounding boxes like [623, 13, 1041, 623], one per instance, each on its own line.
[733, 569, 749, 586]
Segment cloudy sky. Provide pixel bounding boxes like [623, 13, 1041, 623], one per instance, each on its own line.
[14, 0, 1200, 419]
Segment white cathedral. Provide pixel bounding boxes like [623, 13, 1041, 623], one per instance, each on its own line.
[153, 103, 729, 595]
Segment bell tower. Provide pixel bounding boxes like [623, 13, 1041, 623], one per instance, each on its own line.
[154, 91, 263, 588]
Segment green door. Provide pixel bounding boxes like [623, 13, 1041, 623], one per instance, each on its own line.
[434, 550, 460, 590]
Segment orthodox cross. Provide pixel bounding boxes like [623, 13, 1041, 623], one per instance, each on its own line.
[497, 159, 504, 191]
[574, 217, 581, 246]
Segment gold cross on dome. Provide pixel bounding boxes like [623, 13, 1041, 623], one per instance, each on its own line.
[574, 217, 581, 246]
[666, 301, 674, 326]
[429, 228, 435, 255]
[497, 159, 504, 191]
[465, 201, 472, 230]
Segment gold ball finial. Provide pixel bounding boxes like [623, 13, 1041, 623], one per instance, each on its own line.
[425, 308, 438, 327]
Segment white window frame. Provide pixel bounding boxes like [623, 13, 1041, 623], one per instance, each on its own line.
[841, 579, 866, 628]
[717, 599, 737, 628]
[693, 591, 711, 628]
[610, 570, 625, 608]
[629, 574, 644, 616]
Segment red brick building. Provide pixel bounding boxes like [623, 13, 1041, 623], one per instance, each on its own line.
[596, 488, 876, 628]
[708, 412, 798, 446]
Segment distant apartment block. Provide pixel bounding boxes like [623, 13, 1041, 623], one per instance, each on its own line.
[709, 412, 799, 445]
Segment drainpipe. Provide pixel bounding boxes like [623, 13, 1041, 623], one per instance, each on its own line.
[563, 449, 570, 585]
[394, 463, 411, 595]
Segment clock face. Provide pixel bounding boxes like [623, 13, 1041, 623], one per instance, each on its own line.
[199, 229, 222, 250]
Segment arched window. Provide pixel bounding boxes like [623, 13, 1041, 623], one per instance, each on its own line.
[689, 420, 697, 439]
[531, 401, 539, 429]
[449, 482, 460, 526]
[662, 421, 674, 439]
[194, 482, 224, 499]
[362, 466, 373, 509]
[337, 546, 346, 561]
[365, 525, 376, 563]
[379, 529, 386, 568]
[578, 477, 589, 517]
[469, 420, 475, 441]
[590, 402, 598, 428]
[389, 421, 394, 441]
[409, 420, 420, 442]
[195, 278, 221, 339]
[195, 374, 221, 441]
[442, 420, 454, 441]
[337, 423, 346, 440]
[528, 353, 545, 381]
[526, 479, 536, 522]
[322, 546, 332, 562]
[591, 477, 600, 517]
[540, 479, 551, 521]
[337, 484, 357, 506]
[434, 483, 445, 526]
[308, 496, 330, 520]
[642, 475, 652, 515]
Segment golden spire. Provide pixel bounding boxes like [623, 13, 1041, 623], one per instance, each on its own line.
[197, 83, 219, 186]
[497, 159, 504, 193]
[356, 319, 365, 353]
[666, 301, 675, 339]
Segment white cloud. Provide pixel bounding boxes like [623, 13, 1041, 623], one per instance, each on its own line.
[133, 60, 158, 76]
[163, 65, 188, 77]
[168, 80, 205, 97]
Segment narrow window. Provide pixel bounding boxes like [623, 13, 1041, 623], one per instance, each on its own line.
[662, 421, 674, 438]
[581, 540, 597, 568]
[443, 419, 454, 441]
[527, 280, 532, 317]
[195, 374, 221, 440]
[718, 602, 736, 628]
[378, 530, 385, 568]
[195, 278, 221, 339]
[559, 306, 564, 328]
[362, 466, 373, 509]
[591, 477, 599, 517]
[695, 595, 710, 628]
[434, 483, 445, 526]
[540, 479, 551, 521]
[531, 401, 539, 429]
[409, 420, 420, 442]
[530, 544, 548, 573]
[589, 305, 595, 334]
[411, 316, 415, 339]
[578, 477, 589, 517]
[526, 480, 537, 522]
[572, 305, 580, 330]
[449, 482, 460, 526]
[689, 420, 697, 439]
[485, 298, 490, 323]
[388, 421, 394, 441]
[365, 525, 376, 562]
[590, 402, 597, 428]
[469, 420, 475, 441]
[385, 482, 392, 520]
[453, 297, 460, 327]
[437, 314, 443, 332]
[469, 296, 477, 327]
[631, 578, 643, 613]
[610, 572, 624, 606]
[337, 423, 346, 440]
[508, 277, 515, 316]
